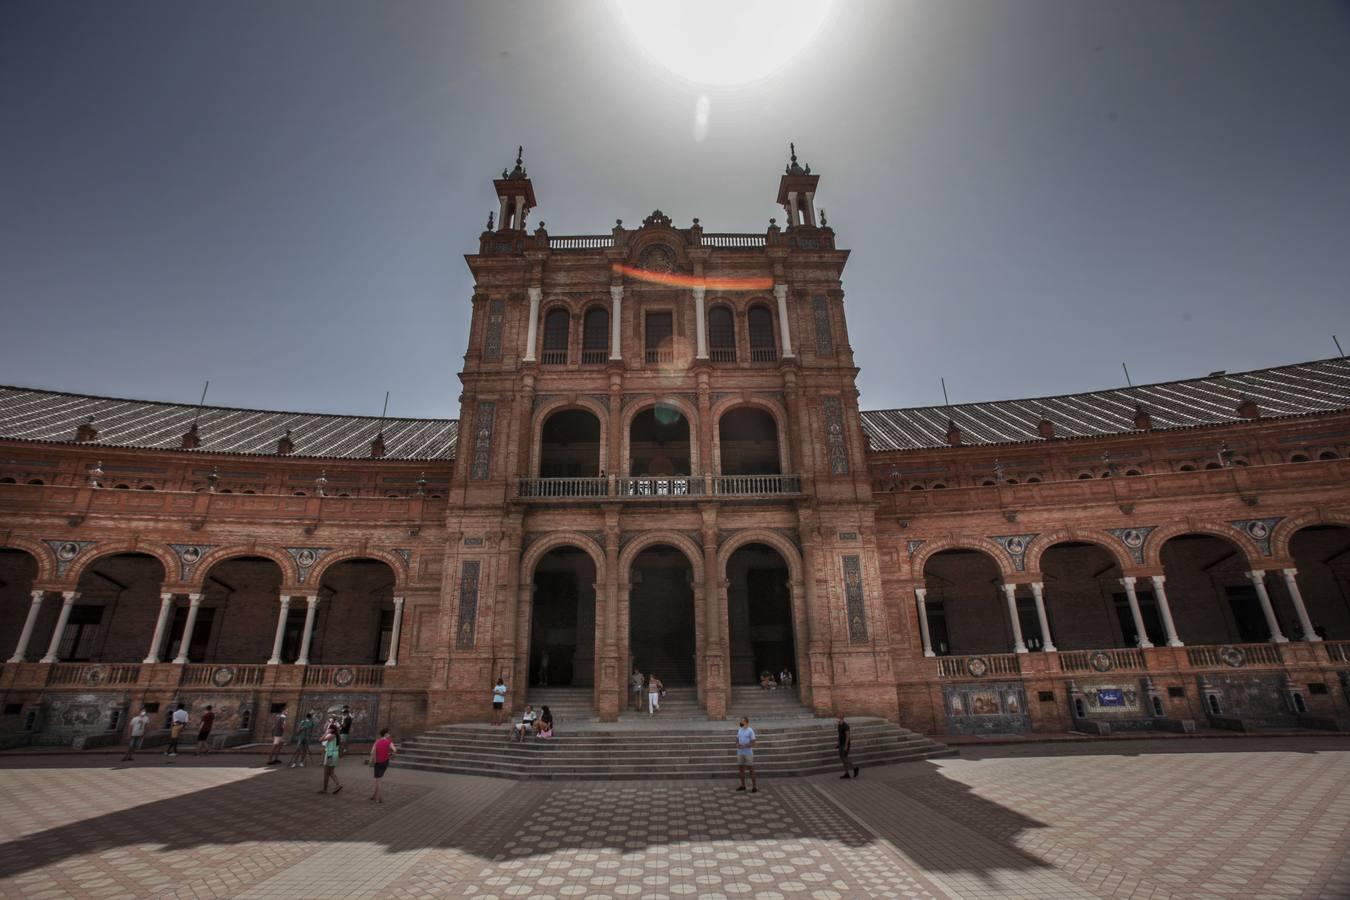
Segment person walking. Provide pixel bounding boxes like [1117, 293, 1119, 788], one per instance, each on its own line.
[492, 676, 508, 725]
[265, 706, 288, 765]
[735, 717, 758, 793]
[164, 704, 189, 760]
[647, 673, 663, 715]
[122, 708, 150, 761]
[369, 727, 396, 803]
[338, 706, 354, 757]
[630, 667, 645, 712]
[290, 712, 316, 767]
[318, 730, 343, 794]
[837, 713, 859, 779]
[194, 705, 215, 755]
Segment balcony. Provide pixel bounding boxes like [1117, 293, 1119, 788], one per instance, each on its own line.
[515, 474, 803, 502]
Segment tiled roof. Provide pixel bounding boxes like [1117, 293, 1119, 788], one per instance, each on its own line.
[860, 357, 1350, 452]
[0, 386, 457, 461]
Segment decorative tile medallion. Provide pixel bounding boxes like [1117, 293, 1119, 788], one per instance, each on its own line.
[43, 539, 97, 577]
[1105, 526, 1157, 565]
[284, 546, 332, 583]
[1229, 517, 1284, 556]
[992, 533, 1040, 572]
[168, 543, 218, 581]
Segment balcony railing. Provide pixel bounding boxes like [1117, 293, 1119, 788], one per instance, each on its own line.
[46, 663, 142, 686]
[1186, 643, 1283, 668]
[1323, 641, 1350, 664]
[180, 664, 267, 688]
[549, 235, 615, 250]
[302, 665, 386, 688]
[516, 474, 802, 501]
[750, 347, 778, 363]
[645, 348, 674, 364]
[1058, 648, 1147, 673]
[937, 653, 1022, 678]
[540, 349, 568, 365]
[700, 233, 767, 248]
[709, 347, 737, 363]
[581, 349, 608, 365]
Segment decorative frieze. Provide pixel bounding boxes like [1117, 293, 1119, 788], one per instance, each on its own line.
[841, 554, 868, 643]
[168, 543, 219, 581]
[455, 560, 481, 649]
[484, 298, 506, 362]
[1104, 526, 1157, 566]
[991, 533, 1039, 572]
[1229, 517, 1284, 557]
[469, 401, 497, 481]
[822, 396, 849, 475]
[811, 296, 834, 357]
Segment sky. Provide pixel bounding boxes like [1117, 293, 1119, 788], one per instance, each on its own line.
[2, 0, 1348, 420]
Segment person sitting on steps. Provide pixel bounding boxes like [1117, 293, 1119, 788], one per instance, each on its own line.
[536, 705, 554, 739]
[512, 704, 537, 742]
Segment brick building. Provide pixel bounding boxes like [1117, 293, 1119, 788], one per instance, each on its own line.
[3, 149, 1349, 747]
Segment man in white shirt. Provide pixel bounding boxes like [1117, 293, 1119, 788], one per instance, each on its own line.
[122, 708, 151, 761]
[165, 704, 189, 758]
[735, 717, 757, 793]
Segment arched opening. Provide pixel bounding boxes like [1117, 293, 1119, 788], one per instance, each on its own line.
[628, 405, 691, 477]
[541, 308, 570, 365]
[200, 556, 286, 663]
[530, 546, 597, 686]
[538, 409, 601, 478]
[921, 549, 1005, 655]
[726, 543, 795, 684]
[0, 477, 15, 484]
[1160, 534, 1266, 643]
[1319, 450, 1341, 461]
[748, 305, 777, 362]
[1038, 542, 1156, 649]
[313, 559, 398, 664]
[581, 307, 609, 364]
[71, 553, 167, 662]
[718, 407, 781, 476]
[0, 548, 40, 659]
[1284, 525, 1350, 639]
[708, 305, 736, 362]
[629, 545, 696, 685]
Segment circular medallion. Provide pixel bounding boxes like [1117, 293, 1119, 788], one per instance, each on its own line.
[1246, 520, 1270, 540]
[638, 244, 676, 273]
[333, 667, 355, 687]
[1218, 645, 1246, 668]
[83, 665, 108, 686]
[1089, 650, 1114, 673]
[966, 657, 989, 678]
[1121, 529, 1145, 548]
[211, 666, 235, 687]
[296, 549, 317, 568]
[181, 546, 202, 564]
[57, 542, 80, 561]
[1004, 537, 1026, 555]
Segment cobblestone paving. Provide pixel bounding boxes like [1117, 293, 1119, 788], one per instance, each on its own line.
[0, 738, 1346, 899]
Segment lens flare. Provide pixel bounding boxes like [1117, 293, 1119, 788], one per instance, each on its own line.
[612, 264, 773, 292]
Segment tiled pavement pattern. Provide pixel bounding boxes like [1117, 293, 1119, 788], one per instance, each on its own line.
[0, 737, 1346, 899]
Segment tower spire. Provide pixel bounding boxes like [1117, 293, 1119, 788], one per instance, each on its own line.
[493, 144, 537, 231]
[777, 142, 820, 227]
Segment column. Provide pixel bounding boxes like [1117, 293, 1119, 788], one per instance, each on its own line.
[143, 592, 176, 663]
[267, 594, 292, 664]
[7, 590, 47, 663]
[1279, 568, 1320, 642]
[1000, 583, 1027, 654]
[513, 195, 525, 230]
[523, 286, 541, 362]
[385, 596, 406, 666]
[40, 591, 78, 663]
[296, 595, 321, 664]
[1148, 575, 1184, 647]
[172, 593, 203, 664]
[787, 191, 799, 226]
[803, 191, 816, 226]
[498, 196, 509, 230]
[1029, 581, 1057, 652]
[1246, 571, 1288, 643]
[773, 283, 795, 358]
[913, 586, 935, 657]
[692, 286, 708, 359]
[1119, 577, 1154, 649]
[609, 285, 623, 360]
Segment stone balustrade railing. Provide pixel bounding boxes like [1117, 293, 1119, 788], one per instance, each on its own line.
[180, 664, 267, 688]
[1323, 641, 1350, 664]
[46, 663, 142, 686]
[1186, 643, 1283, 668]
[302, 665, 386, 689]
[1058, 648, 1147, 673]
[516, 474, 802, 501]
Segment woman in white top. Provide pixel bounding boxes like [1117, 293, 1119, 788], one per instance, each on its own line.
[648, 675, 663, 715]
[512, 705, 537, 742]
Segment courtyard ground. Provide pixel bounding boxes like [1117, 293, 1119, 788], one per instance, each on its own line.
[0, 737, 1346, 899]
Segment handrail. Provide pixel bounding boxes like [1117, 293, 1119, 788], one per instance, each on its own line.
[548, 235, 615, 249]
[1057, 648, 1147, 672]
[700, 233, 767, 247]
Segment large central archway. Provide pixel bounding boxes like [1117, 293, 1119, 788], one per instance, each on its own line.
[628, 544, 696, 685]
[530, 546, 597, 686]
[725, 543, 795, 683]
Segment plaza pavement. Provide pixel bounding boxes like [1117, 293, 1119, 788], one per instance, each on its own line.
[0, 737, 1347, 899]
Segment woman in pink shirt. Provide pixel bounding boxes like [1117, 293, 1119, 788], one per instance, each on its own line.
[369, 727, 396, 803]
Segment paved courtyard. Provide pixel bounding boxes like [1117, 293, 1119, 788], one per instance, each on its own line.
[0, 737, 1347, 899]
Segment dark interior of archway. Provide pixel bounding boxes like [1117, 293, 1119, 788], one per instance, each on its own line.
[1160, 534, 1259, 644]
[921, 549, 1004, 655]
[1039, 542, 1130, 650]
[539, 409, 601, 477]
[317, 558, 396, 666]
[202, 556, 286, 664]
[629, 545, 696, 685]
[1286, 525, 1350, 639]
[719, 408, 781, 476]
[531, 547, 597, 686]
[629, 406, 690, 476]
[0, 548, 40, 660]
[726, 543, 794, 683]
[72, 553, 165, 663]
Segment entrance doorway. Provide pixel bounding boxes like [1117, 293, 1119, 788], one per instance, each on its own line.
[629, 545, 696, 685]
[726, 543, 795, 683]
[530, 547, 597, 686]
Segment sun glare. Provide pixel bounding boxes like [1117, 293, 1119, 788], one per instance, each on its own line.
[617, 0, 834, 86]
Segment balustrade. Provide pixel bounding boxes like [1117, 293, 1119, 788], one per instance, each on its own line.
[302, 665, 386, 688]
[179, 664, 266, 687]
[936, 653, 1022, 678]
[1058, 648, 1147, 673]
[1186, 643, 1284, 668]
[1324, 641, 1350, 664]
[515, 474, 802, 501]
[46, 663, 141, 686]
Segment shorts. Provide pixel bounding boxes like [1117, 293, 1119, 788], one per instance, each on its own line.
[339, 733, 350, 746]
[128, 735, 144, 750]
[272, 736, 284, 746]
[737, 749, 754, 763]
[197, 731, 211, 742]
[838, 748, 850, 760]
[492, 700, 504, 709]
[373, 761, 389, 778]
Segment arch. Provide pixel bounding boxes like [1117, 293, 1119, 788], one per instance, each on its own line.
[911, 536, 1017, 580]
[581, 304, 609, 363]
[540, 305, 571, 364]
[1024, 529, 1134, 574]
[65, 541, 176, 586]
[747, 303, 777, 362]
[1142, 521, 1264, 569]
[530, 396, 610, 477]
[0, 536, 57, 583]
[618, 530, 704, 586]
[716, 529, 804, 585]
[707, 303, 737, 362]
[520, 533, 606, 586]
[621, 395, 701, 475]
[709, 394, 791, 474]
[307, 547, 408, 590]
[1270, 509, 1350, 560]
[716, 405, 784, 476]
[191, 544, 301, 590]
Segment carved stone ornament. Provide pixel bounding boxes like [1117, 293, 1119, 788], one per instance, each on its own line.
[333, 667, 356, 687]
[1218, 645, 1246, 668]
[638, 243, 677, 273]
[1105, 526, 1157, 566]
[44, 539, 97, 577]
[992, 533, 1039, 572]
[966, 657, 989, 678]
[1088, 651, 1114, 673]
[169, 543, 218, 581]
[83, 665, 109, 686]
[285, 547, 332, 583]
[211, 666, 236, 687]
[641, 210, 674, 229]
[1228, 517, 1284, 557]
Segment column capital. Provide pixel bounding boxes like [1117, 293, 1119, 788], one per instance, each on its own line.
[159, 591, 176, 602]
[527, 285, 542, 301]
[914, 586, 927, 601]
[1149, 573, 1167, 584]
[304, 594, 321, 608]
[1120, 575, 1137, 587]
[1030, 581, 1045, 593]
[691, 285, 706, 300]
[999, 582, 1018, 595]
[1280, 566, 1298, 577]
[278, 594, 292, 606]
[187, 592, 203, 606]
[60, 590, 79, 601]
[30, 589, 46, 603]
[610, 284, 623, 300]
[773, 283, 788, 300]
[393, 594, 406, 606]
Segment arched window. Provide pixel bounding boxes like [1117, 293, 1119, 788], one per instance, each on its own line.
[981, 479, 995, 487]
[1027, 476, 1042, 483]
[1077, 472, 1094, 480]
[932, 483, 947, 490]
[1319, 450, 1341, 461]
[909, 484, 925, 491]
[26, 479, 44, 486]
[220, 489, 234, 494]
[1125, 469, 1142, 476]
[0, 477, 14, 484]
[293, 491, 307, 497]
[581, 307, 609, 364]
[139, 484, 156, 490]
[748, 306, 777, 362]
[1006, 478, 1019, 485]
[242, 489, 256, 494]
[1291, 453, 1310, 463]
[114, 484, 130, 490]
[541, 309, 569, 365]
[1204, 462, 1222, 470]
[1178, 464, 1196, 472]
[708, 306, 736, 362]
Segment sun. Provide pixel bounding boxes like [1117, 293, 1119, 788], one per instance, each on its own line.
[617, 0, 834, 87]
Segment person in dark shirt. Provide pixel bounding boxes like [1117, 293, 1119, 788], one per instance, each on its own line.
[194, 705, 215, 755]
[339, 706, 354, 756]
[837, 713, 859, 779]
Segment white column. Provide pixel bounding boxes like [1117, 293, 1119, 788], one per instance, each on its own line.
[1280, 568, 1320, 642]
[803, 190, 816, 226]
[498, 196, 509, 230]
[7, 590, 46, 663]
[1029, 581, 1057, 652]
[914, 587, 935, 657]
[143, 592, 176, 663]
[267, 595, 292, 664]
[1119, 577, 1154, 649]
[513, 195, 525, 230]
[1001, 583, 1028, 653]
[693, 286, 708, 359]
[1247, 571, 1288, 643]
[1148, 575, 1184, 647]
[609, 285, 623, 360]
[773, 283, 795, 358]
[172, 593, 203, 664]
[523, 286, 541, 362]
[40, 591, 78, 663]
[385, 596, 406, 667]
[787, 191, 799, 226]
[296, 595, 320, 665]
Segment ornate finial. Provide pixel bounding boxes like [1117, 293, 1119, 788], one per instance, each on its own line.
[315, 469, 328, 497]
[417, 472, 427, 497]
[615, 218, 623, 227]
[769, 217, 777, 226]
[517, 145, 524, 166]
[487, 210, 494, 230]
[88, 460, 104, 488]
[790, 142, 797, 163]
[207, 466, 218, 492]
[691, 217, 700, 226]
[820, 208, 827, 226]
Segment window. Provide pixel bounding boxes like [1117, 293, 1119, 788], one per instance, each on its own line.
[748, 306, 777, 362]
[26, 479, 44, 486]
[139, 484, 156, 490]
[114, 484, 130, 490]
[1291, 453, 1310, 463]
[644, 312, 673, 363]
[0, 477, 14, 484]
[981, 479, 995, 487]
[542, 309, 570, 365]
[708, 306, 736, 362]
[909, 484, 924, 491]
[1320, 450, 1341, 461]
[581, 307, 609, 364]
[1178, 464, 1196, 472]
[1077, 472, 1093, 480]
[1204, 462, 1222, 470]
[56, 605, 104, 660]
[1125, 469, 1142, 476]
[1027, 476, 1042, 483]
